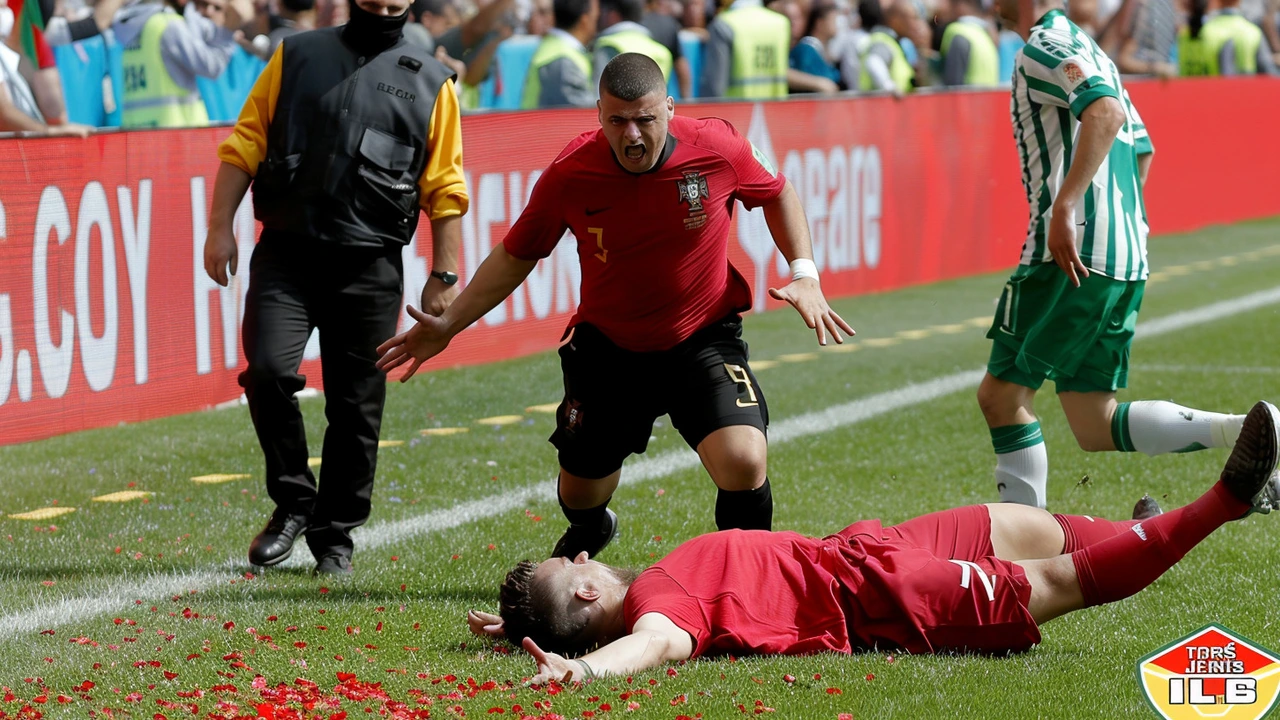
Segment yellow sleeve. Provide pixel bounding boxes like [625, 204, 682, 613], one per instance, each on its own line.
[216, 44, 284, 176]
[418, 79, 470, 220]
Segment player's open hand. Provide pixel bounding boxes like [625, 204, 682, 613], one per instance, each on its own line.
[375, 306, 454, 382]
[768, 278, 855, 346]
[1047, 201, 1089, 288]
[523, 637, 582, 686]
[467, 610, 505, 638]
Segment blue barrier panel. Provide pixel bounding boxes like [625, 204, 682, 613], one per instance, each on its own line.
[198, 47, 267, 123]
[54, 35, 124, 127]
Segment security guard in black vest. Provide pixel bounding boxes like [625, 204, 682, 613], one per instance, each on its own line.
[203, 0, 468, 576]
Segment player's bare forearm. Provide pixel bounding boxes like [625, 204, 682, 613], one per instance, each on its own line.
[571, 615, 692, 679]
[438, 244, 536, 336]
[761, 181, 813, 264]
[1055, 98, 1125, 211]
[209, 162, 253, 232]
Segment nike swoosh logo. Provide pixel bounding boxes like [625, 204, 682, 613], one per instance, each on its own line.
[585, 207, 611, 216]
[736, 400, 759, 408]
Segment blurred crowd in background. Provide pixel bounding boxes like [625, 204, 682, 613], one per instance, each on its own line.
[1, 0, 1277, 133]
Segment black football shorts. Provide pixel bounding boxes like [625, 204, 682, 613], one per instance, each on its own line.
[550, 314, 770, 480]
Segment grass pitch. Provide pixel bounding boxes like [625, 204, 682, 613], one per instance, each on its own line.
[2, 218, 1280, 719]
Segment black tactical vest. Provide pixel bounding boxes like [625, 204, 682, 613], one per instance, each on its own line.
[252, 28, 455, 248]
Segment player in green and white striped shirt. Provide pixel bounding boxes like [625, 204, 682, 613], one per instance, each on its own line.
[975, 0, 1248, 509]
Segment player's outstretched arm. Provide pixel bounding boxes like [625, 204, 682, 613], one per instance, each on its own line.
[524, 613, 694, 686]
[761, 181, 856, 346]
[376, 244, 537, 381]
[1047, 96, 1125, 287]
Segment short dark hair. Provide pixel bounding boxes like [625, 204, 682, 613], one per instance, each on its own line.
[600, 52, 667, 101]
[600, 0, 644, 23]
[858, 0, 884, 29]
[499, 561, 593, 655]
[554, 0, 593, 30]
[281, 0, 315, 12]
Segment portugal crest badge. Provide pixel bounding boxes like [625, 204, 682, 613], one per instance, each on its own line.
[676, 171, 710, 215]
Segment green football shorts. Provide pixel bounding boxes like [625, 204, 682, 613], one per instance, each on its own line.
[986, 262, 1145, 394]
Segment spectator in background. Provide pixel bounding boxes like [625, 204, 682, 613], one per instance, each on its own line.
[521, 0, 596, 107]
[263, 0, 316, 56]
[314, 0, 346, 24]
[788, 0, 842, 91]
[0, 0, 91, 132]
[594, 0, 672, 92]
[1180, 0, 1278, 74]
[701, 0, 790, 98]
[641, 0, 690, 96]
[113, 0, 249, 127]
[1116, 0, 1179, 77]
[527, 0, 552, 32]
[404, 0, 455, 49]
[680, 0, 706, 37]
[939, 0, 998, 85]
[827, 0, 869, 88]
[41, 0, 126, 45]
[858, 0, 922, 94]
[4, 0, 71, 124]
[434, 0, 517, 108]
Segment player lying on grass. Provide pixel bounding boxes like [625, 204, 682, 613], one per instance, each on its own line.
[467, 401, 1280, 684]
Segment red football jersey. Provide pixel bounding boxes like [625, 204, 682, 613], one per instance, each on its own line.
[503, 115, 786, 352]
[623, 519, 1040, 657]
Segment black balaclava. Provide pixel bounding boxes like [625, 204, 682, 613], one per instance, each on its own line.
[343, 1, 409, 55]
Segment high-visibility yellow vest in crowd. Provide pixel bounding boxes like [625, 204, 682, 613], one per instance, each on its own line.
[521, 32, 592, 109]
[719, 5, 788, 99]
[941, 19, 999, 86]
[1179, 12, 1263, 76]
[120, 12, 210, 128]
[596, 29, 674, 81]
[859, 30, 914, 93]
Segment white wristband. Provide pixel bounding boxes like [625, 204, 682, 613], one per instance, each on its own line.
[790, 258, 819, 283]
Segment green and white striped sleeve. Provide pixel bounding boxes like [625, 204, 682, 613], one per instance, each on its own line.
[1123, 88, 1153, 155]
[1019, 31, 1119, 117]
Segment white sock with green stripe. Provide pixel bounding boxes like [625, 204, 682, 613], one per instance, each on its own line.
[1111, 401, 1245, 456]
[992, 422, 1048, 508]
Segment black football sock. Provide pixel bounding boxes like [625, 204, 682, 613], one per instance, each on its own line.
[715, 478, 772, 531]
[559, 490, 610, 531]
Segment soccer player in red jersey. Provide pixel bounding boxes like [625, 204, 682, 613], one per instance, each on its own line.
[467, 401, 1279, 680]
[377, 53, 854, 557]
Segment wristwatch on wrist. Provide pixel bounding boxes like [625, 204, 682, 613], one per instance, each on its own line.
[431, 270, 459, 285]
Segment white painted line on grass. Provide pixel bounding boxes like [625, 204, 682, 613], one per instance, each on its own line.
[2, 286, 1279, 640]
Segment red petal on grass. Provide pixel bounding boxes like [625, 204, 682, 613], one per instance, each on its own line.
[336, 672, 357, 682]
[185, 654, 200, 661]
[375, 622, 383, 633]
[487, 544, 496, 551]
[864, 674, 874, 681]
[487, 708, 504, 714]
[825, 688, 842, 695]
[294, 642, 307, 649]
[813, 674, 822, 680]
[162, 672, 177, 681]
[391, 556, 399, 562]
[670, 694, 686, 706]
[666, 669, 677, 678]
[223, 622, 235, 630]
[56, 695, 72, 704]
[256, 703, 276, 720]
[838, 715, 853, 720]
[267, 616, 277, 622]
[319, 587, 330, 594]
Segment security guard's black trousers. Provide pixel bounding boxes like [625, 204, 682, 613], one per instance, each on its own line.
[239, 232, 403, 558]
